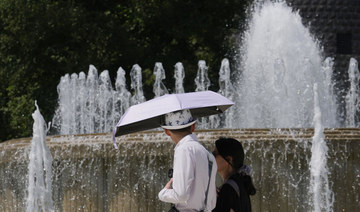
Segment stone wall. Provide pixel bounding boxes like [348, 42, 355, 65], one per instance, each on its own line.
[0, 128, 360, 211]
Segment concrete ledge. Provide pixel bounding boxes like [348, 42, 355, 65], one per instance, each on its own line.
[0, 128, 359, 211]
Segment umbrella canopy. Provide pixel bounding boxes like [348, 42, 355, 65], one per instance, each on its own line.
[113, 91, 234, 137]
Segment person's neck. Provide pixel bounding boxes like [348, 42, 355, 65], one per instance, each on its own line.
[220, 168, 236, 182]
[173, 132, 191, 145]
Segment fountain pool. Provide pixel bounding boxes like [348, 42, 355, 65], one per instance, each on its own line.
[1, 1, 360, 212]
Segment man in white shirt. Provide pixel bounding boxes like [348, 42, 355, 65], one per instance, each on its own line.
[158, 109, 217, 212]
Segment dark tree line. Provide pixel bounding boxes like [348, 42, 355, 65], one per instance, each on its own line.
[0, 0, 250, 142]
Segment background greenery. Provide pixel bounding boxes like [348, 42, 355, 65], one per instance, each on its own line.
[0, 0, 250, 142]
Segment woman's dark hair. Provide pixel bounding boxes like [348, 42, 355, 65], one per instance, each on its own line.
[215, 137, 244, 170]
[215, 137, 256, 196]
[241, 175, 256, 196]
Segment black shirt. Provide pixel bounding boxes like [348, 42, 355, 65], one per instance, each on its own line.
[212, 173, 252, 212]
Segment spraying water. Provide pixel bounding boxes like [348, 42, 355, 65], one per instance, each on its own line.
[130, 64, 146, 105]
[208, 58, 236, 128]
[26, 101, 54, 212]
[234, 1, 338, 128]
[22, 1, 360, 211]
[194, 60, 210, 92]
[153, 62, 168, 97]
[193, 60, 212, 128]
[113, 67, 131, 128]
[321, 57, 335, 96]
[52, 74, 71, 134]
[98, 70, 114, 133]
[77, 72, 87, 134]
[235, 2, 340, 210]
[174, 62, 185, 94]
[309, 84, 334, 212]
[85, 65, 99, 133]
[218, 59, 235, 99]
[218, 58, 236, 128]
[52, 65, 131, 135]
[345, 58, 360, 127]
[51, 2, 360, 133]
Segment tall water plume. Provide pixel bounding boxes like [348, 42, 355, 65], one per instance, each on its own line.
[77, 72, 87, 134]
[174, 62, 185, 94]
[153, 62, 168, 97]
[321, 57, 335, 97]
[113, 67, 131, 128]
[26, 102, 54, 212]
[235, 1, 338, 128]
[52, 74, 71, 135]
[10, 1, 360, 212]
[98, 70, 114, 133]
[309, 84, 334, 212]
[194, 60, 210, 92]
[52, 65, 131, 135]
[194, 60, 212, 128]
[345, 58, 360, 127]
[85, 65, 99, 133]
[208, 58, 236, 128]
[234, 2, 340, 210]
[218, 58, 236, 128]
[130, 64, 146, 105]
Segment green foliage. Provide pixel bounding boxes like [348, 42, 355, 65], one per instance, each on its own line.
[0, 0, 250, 141]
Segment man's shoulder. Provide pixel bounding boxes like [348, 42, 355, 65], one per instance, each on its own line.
[182, 139, 205, 149]
[176, 139, 209, 155]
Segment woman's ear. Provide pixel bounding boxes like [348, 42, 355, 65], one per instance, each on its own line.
[226, 156, 233, 164]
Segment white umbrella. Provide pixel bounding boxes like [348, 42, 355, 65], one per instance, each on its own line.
[113, 91, 234, 138]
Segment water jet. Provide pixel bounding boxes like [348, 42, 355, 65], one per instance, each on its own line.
[1, 1, 360, 212]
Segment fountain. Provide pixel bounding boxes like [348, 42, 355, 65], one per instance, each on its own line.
[194, 60, 212, 129]
[26, 102, 54, 212]
[130, 64, 146, 106]
[153, 62, 168, 97]
[234, 1, 338, 128]
[98, 70, 114, 133]
[1, 1, 360, 212]
[194, 60, 211, 92]
[310, 84, 334, 212]
[174, 62, 185, 94]
[345, 58, 360, 127]
[113, 67, 131, 129]
[218, 58, 236, 128]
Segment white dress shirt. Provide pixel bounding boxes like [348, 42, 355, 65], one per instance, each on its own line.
[158, 134, 217, 212]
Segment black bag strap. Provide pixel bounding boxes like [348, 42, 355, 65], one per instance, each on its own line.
[201, 153, 213, 212]
[225, 179, 240, 197]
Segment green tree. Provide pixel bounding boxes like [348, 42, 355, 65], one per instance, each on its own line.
[0, 0, 250, 142]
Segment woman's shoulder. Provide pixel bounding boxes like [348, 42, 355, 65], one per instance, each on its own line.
[229, 173, 243, 183]
[220, 180, 239, 198]
[231, 173, 257, 196]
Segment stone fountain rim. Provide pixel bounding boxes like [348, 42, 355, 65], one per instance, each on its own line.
[1, 128, 360, 147]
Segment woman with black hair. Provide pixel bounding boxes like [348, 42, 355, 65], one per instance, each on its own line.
[212, 137, 256, 212]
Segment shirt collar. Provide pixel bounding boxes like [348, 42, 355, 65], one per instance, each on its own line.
[174, 133, 198, 150]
